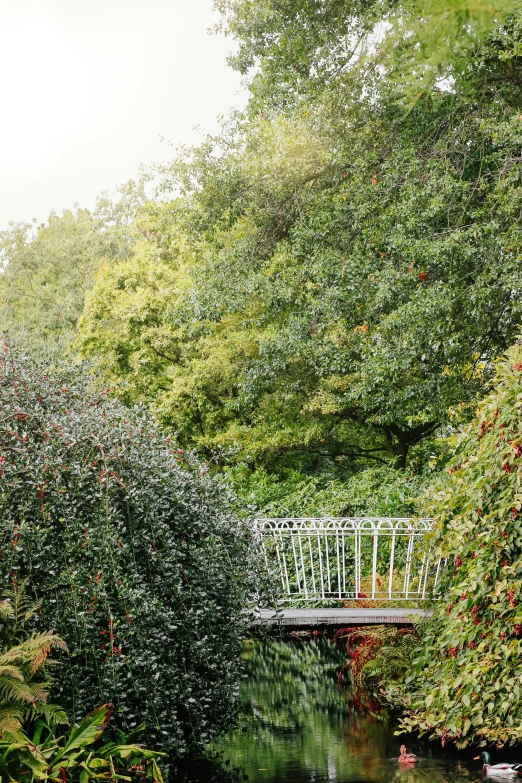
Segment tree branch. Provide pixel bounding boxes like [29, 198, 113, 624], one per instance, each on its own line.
[145, 341, 178, 364]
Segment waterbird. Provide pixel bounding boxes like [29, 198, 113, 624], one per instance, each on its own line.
[474, 751, 522, 777]
[398, 745, 418, 763]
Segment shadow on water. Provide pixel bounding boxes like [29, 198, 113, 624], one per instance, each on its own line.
[179, 636, 483, 782]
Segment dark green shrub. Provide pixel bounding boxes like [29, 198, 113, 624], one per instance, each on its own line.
[0, 345, 256, 759]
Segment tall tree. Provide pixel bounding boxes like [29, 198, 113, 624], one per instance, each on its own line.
[0, 189, 141, 357]
[78, 87, 522, 469]
[214, 0, 379, 109]
[216, 0, 522, 105]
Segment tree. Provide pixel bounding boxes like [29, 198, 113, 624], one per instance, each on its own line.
[76, 202, 193, 418]
[379, 0, 522, 101]
[0, 344, 256, 760]
[0, 189, 141, 358]
[214, 0, 378, 110]
[215, 0, 522, 106]
[78, 88, 522, 469]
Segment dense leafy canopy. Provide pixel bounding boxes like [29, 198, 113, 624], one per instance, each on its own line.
[1, 0, 521, 477]
[214, 0, 379, 109]
[0, 191, 141, 357]
[79, 90, 522, 470]
[216, 0, 522, 105]
[226, 464, 424, 517]
[380, 0, 522, 100]
[0, 346, 256, 760]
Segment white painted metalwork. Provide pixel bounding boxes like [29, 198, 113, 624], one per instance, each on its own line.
[254, 518, 446, 604]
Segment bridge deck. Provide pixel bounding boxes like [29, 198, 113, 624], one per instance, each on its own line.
[255, 608, 430, 627]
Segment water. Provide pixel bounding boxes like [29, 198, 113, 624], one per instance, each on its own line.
[181, 636, 492, 782]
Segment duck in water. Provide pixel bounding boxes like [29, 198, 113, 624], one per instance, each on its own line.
[398, 745, 419, 763]
[474, 752, 522, 777]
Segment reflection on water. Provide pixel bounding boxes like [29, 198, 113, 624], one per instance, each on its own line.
[211, 636, 481, 783]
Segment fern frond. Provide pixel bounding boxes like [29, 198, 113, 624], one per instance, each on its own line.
[0, 665, 24, 681]
[0, 677, 38, 704]
[36, 703, 69, 727]
[0, 648, 26, 664]
[22, 598, 42, 627]
[28, 632, 68, 674]
[28, 643, 52, 675]
[28, 683, 49, 703]
[0, 600, 14, 620]
[3, 632, 68, 674]
[0, 706, 24, 739]
[22, 631, 68, 654]
[3, 579, 41, 630]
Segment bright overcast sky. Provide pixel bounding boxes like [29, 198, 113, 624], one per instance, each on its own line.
[0, 0, 247, 229]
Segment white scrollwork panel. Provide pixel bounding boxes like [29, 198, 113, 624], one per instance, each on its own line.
[254, 517, 444, 605]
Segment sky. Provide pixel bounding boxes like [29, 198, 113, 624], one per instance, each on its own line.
[0, 0, 247, 229]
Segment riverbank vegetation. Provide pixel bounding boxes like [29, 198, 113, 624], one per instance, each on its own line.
[338, 344, 522, 748]
[0, 345, 256, 769]
[2, 0, 522, 763]
[0, 580, 165, 782]
[403, 342, 522, 748]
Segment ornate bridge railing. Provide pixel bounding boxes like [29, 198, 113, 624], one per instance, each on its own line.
[254, 517, 446, 604]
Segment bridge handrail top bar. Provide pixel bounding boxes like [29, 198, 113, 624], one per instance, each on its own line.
[254, 517, 434, 531]
[254, 517, 434, 522]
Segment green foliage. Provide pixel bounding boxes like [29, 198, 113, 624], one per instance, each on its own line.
[76, 205, 192, 415]
[3, 0, 522, 479]
[79, 90, 522, 470]
[336, 625, 422, 695]
[226, 465, 425, 517]
[0, 703, 165, 783]
[216, 0, 522, 105]
[214, 0, 378, 110]
[0, 584, 164, 781]
[0, 345, 257, 759]
[380, 0, 522, 101]
[0, 193, 138, 358]
[0, 580, 69, 743]
[401, 340, 522, 747]
[0, 578, 45, 646]
[0, 631, 68, 742]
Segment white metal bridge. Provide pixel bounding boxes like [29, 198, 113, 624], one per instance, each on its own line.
[255, 517, 445, 606]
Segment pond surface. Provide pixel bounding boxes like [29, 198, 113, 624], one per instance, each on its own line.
[189, 636, 489, 782]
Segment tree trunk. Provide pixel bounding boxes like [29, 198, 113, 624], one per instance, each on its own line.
[393, 441, 409, 470]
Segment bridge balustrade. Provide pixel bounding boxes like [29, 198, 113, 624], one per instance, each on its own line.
[254, 517, 446, 605]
